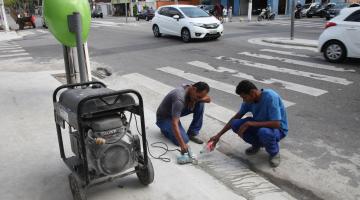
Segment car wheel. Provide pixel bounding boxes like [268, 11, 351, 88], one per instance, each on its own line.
[181, 28, 191, 43]
[323, 41, 346, 63]
[19, 23, 24, 30]
[153, 25, 161, 37]
[214, 36, 221, 40]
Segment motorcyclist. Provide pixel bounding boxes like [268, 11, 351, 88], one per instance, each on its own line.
[295, 1, 302, 18]
[266, 4, 272, 18]
[296, 1, 302, 9]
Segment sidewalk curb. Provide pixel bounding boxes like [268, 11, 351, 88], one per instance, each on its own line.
[0, 31, 22, 42]
[261, 38, 318, 48]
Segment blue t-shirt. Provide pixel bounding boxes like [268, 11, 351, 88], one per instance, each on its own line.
[238, 89, 288, 134]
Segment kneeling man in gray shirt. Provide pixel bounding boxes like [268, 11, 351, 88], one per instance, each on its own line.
[156, 82, 211, 153]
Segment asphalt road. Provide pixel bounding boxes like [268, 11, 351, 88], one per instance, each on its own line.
[7, 16, 360, 200]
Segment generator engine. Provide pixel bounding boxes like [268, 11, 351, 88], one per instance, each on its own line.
[81, 114, 141, 177]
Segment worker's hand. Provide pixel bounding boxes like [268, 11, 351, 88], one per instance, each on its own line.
[180, 144, 189, 154]
[209, 134, 220, 145]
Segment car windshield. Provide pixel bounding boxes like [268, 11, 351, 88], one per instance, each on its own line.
[333, 4, 346, 9]
[180, 7, 211, 18]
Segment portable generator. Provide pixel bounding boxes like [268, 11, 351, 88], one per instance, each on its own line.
[53, 81, 154, 200]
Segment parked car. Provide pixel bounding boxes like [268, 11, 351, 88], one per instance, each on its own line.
[306, 3, 337, 18]
[198, 4, 215, 15]
[319, 7, 360, 62]
[91, 10, 103, 18]
[136, 9, 155, 21]
[152, 5, 224, 42]
[325, 3, 347, 20]
[349, 3, 360, 8]
[301, 3, 315, 17]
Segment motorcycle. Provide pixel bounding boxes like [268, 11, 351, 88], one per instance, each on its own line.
[257, 8, 275, 21]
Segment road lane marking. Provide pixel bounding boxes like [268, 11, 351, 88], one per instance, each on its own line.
[238, 52, 355, 72]
[157, 66, 295, 107]
[188, 61, 328, 96]
[215, 56, 353, 85]
[260, 49, 309, 58]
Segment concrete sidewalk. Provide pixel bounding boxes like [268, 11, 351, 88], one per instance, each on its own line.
[0, 64, 244, 200]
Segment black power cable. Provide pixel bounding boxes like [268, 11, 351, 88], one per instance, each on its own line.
[130, 113, 180, 163]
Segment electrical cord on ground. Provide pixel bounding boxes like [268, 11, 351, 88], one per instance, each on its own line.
[130, 113, 180, 163]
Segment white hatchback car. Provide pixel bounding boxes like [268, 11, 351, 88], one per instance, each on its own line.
[319, 7, 360, 63]
[152, 5, 224, 42]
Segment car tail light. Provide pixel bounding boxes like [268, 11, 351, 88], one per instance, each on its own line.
[325, 22, 337, 29]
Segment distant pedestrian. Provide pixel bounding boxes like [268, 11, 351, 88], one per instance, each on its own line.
[223, 7, 227, 22]
[228, 6, 232, 22]
[215, 3, 221, 20]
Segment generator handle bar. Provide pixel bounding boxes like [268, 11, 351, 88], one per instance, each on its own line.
[53, 81, 106, 103]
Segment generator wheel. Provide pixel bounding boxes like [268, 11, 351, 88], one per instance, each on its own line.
[136, 155, 154, 185]
[68, 173, 87, 200]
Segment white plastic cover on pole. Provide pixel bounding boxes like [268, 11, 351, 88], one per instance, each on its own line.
[0, 0, 10, 31]
[247, 0, 252, 21]
[84, 42, 92, 81]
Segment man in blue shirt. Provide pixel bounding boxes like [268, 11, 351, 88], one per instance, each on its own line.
[209, 80, 288, 167]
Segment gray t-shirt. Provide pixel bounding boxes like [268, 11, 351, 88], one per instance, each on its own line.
[156, 86, 187, 120]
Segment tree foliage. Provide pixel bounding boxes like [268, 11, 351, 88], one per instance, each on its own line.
[4, 0, 17, 8]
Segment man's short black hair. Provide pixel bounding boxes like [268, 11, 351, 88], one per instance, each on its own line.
[236, 80, 257, 95]
[193, 82, 210, 93]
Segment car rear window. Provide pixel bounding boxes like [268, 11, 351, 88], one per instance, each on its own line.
[344, 10, 360, 22]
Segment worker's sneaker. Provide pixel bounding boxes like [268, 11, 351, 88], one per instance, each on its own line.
[245, 146, 261, 155]
[269, 153, 281, 168]
[189, 135, 204, 144]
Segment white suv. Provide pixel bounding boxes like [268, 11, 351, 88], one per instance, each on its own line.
[152, 5, 224, 42]
[319, 7, 360, 63]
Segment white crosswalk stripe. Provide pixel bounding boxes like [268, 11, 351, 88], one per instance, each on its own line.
[255, 20, 325, 28]
[0, 46, 22, 50]
[0, 52, 29, 58]
[187, 60, 328, 96]
[121, 73, 237, 121]
[0, 57, 33, 62]
[0, 49, 26, 53]
[0, 42, 33, 63]
[238, 52, 355, 72]
[215, 56, 353, 85]
[157, 66, 296, 107]
[91, 21, 141, 28]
